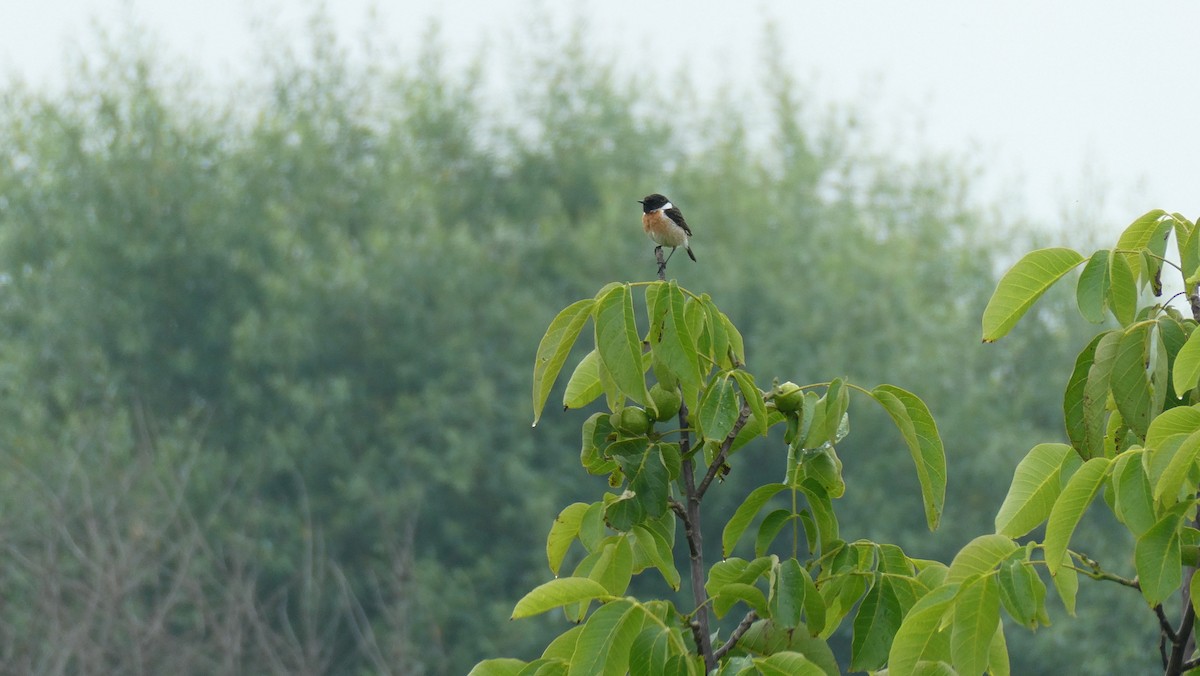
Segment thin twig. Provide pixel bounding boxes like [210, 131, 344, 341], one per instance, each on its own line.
[712, 610, 758, 661]
[696, 404, 751, 500]
[1155, 604, 1179, 643]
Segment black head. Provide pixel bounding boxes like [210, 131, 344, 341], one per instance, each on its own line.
[639, 193, 670, 213]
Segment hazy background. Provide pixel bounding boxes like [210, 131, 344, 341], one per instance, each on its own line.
[0, 2, 1194, 675]
[6, 0, 1198, 227]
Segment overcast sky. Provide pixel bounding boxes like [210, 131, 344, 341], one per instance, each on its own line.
[3, 1, 1197, 235]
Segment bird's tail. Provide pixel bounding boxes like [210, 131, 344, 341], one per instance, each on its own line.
[686, 247, 696, 262]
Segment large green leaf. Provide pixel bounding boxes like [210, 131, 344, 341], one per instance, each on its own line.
[731, 370, 768, 438]
[563, 349, 603, 411]
[997, 557, 1047, 630]
[1173, 329, 1200, 398]
[467, 658, 528, 676]
[1106, 252, 1137, 326]
[1051, 550, 1078, 616]
[994, 443, 1073, 537]
[886, 584, 959, 676]
[1063, 334, 1106, 457]
[1115, 208, 1168, 287]
[982, 247, 1084, 342]
[1152, 428, 1200, 507]
[1082, 331, 1122, 455]
[698, 372, 739, 443]
[1146, 404, 1200, 450]
[568, 599, 641, 676]
[850, 575, 904, 672]
[547, 502, 590, 576]
[1135, 504, 1186, 606]
[722, 483, 787, 557]
[951, 575, 1000, 676]
[1075, 250, 1111, 323]
[1111, 324, 1152, 438]
[752, 651, 825, 676]
[511, 577, 611, 619]
[770, 558, 807, 630]
[1044, 457, 1111, 575]
[652, 282, 702, 412]
[594, 285, 650, 410]
[1112, 450, 1156, 537]
[618, 446, 670, 521]
[946, 534, 1017, 584]
[870, 385, 946, 530]
[533, 298, 595, 425]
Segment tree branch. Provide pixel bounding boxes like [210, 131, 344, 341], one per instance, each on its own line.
[712, 610, 758, 661]
[1155, 604, 1179, 644]
[695, 404, 751, 501]
[1166, 600, 1196, 675]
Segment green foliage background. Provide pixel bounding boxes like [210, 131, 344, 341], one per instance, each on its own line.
[0, 15, 1157, 675]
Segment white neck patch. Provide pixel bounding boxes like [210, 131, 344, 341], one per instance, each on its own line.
[661, 202, 674, 211]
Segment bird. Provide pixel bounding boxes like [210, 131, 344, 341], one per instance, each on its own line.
[639, 193, 696, 269]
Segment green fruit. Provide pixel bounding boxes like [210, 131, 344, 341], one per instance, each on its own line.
[648, 383, 682, 421]
[611, 407, 652, 435]
[773, 382, 804, 413]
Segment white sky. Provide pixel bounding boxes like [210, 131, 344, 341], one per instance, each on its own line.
[2, 1, 1197, 235]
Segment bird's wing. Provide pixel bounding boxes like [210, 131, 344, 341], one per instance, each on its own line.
[665, 207, 693, 236]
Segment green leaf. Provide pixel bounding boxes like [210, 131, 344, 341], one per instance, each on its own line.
[997, 558, 1047, 629]
[1044, 457, 1111, 575]
[1064, 334, 1106, 457]
[1173, 329, 1200, 398]
[988, 618, 1011, 676]
[563, 349, 604, 411]
[731, 370, 768, 438]
[594, 285, 650, 409]
[982, 247, 1085, 342]
[951, 575, 1000, 676]
[652, 282, 702, 412]
[580, 537, 634, 597]
[618, 446, 670, 520]
[468, 658, 528, 676]
[699, 373, 739, 443]
[1107, 252, 1137, 326]
[1153, 429, 1200, 507]
[1082, 331, 1122, 455]
[722, 483, 787, 557]
[850, 576, 904, 672]
[630, 523, 680, 590]
[1111, 324, 1152, 438]
[1075, 250, 1111, 323]
[511, 577, 611, 619]
[946, 534, 1017, 584]
[568, 599, 641, 676]
[1113, 450, 1156, 537]
[1147, 404, 1200, 450]
[628, 625, 672, 676]
[798, 480, 839, 549]
[770, 558, 807, 630]
[886, 584, 959, 676]
[870, 385, 946, 530]
[542, 625, 585, 660]
[1115, 209, 1168, 284]
[713, 581, 770, 618]
[1135, 504, 1186, 606]
[548, 502, 590, 576]
[533, 298, 595, 425]
[1051, 550, 1078, 616]
[994, 443, 1073, 538]
[700, 296, 732, 370]
[755, 508, 793, 558]
[753, 651, 825, 676]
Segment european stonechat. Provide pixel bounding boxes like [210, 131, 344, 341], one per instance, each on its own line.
[639, 193, 696, 265]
